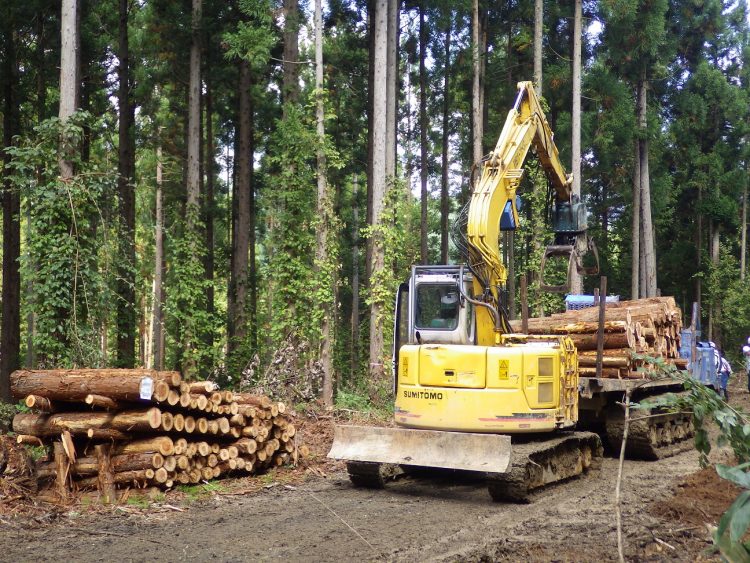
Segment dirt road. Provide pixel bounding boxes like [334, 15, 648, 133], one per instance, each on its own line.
[1, 448, 708, 562]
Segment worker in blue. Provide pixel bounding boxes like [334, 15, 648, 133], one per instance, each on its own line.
[719, 354, 731, 401]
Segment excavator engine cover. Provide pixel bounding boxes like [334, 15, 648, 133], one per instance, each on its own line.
[328, 425, 512, 473]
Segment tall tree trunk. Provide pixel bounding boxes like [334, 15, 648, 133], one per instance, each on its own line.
[314, 0, 334, 407]
[569, 0, 583, 295]
[742, 174, 747, 281]
[533, 0, 542, 95]
[229, 61, 252, 358]
[385, 0, 397, 179]
[151, 143, 164, 372]
[709, 224, 721, 345]
[440, 15, 452, 264]
[186, 0, 201, 212]
[1, 18, 20, 402]
[204, 82, 215, 350]
[351, 174, 360, 378]
[638, 75, 657, 297]
[471, 0, 483, 176]
[282, 0, 300, 112]
[365, 0, 375, 283]
[369, 0, 388, 383]
[419, 3, 428, 264]
[116, 0, 135, 367]
[182, 0, 202, 376]
[631, 138, 640, 299]
[59, 0, 79, 178]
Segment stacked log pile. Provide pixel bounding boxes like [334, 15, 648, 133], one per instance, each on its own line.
[510, 297, 687, 379]
[10, 369, 298, 498]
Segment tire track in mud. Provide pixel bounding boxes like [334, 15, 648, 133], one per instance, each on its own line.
[387, 449, 701, 562]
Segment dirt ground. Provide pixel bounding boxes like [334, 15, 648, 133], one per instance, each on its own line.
[1, 378, 748, 562]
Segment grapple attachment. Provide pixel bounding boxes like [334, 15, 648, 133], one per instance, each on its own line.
[539, 235, 600, 293]
[328, 425, 512, 473]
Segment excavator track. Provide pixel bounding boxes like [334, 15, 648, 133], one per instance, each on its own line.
[605, 405, 694, 461]
[486, 431, 602, 502]
[346, 461, 403, 488]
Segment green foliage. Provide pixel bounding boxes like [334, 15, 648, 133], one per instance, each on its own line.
[0, 401, 18, 433]
[6, 113, 120, 367]
[222, 0, 275, 70]
[364, 177, 420, 357]
[165, 204, 222, 378]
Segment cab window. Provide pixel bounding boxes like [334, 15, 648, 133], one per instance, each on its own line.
[415, 284, 459, 330]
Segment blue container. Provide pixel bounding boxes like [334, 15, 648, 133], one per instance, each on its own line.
[565, 294, 620, 311]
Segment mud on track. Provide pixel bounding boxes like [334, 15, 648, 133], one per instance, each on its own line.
[0, 447, 709, 562]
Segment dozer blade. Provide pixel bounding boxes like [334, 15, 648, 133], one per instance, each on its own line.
[328, 425, 512, 473]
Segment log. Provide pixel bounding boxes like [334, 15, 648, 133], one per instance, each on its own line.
[87, 428, 132, 441]
[85, 394, 120, 410]
[167, 390, 180, 406]
[184, 416, 196, 434]
[154, 381, 171, 403]
[174, 438, 188, 456]
[13, 408, 162, 436]
[577, 356, 631, 368]
[16, 434, 44, 446]
[114, 437, 174, 457]
[568, 332, 634, 352]
[10, 369, 180, 401]
[78, 468, 156, 489]
[162, 456, 177, 472]
[187, 381, 219, 394]
[173, 413, 185, 432]
[578, 366, 622, 378]
[25, 395, 56, 412]
[161, 411, 174, 432]
[38, 452, 166, 478]
[153, 467, 169, 484]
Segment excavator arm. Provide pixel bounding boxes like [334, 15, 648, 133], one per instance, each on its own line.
[466, 81, 597, 344]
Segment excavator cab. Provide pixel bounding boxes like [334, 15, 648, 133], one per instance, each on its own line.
[539, 199, 600, 293]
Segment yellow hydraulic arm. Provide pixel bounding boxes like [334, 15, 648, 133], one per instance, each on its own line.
[466, 81, 578, 345]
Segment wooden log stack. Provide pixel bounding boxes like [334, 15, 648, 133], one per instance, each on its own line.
[509, 297, 687, 379]
[10, 370, 298, 498]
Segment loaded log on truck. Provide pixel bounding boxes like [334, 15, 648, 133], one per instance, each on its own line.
[329, 81, 694, 502]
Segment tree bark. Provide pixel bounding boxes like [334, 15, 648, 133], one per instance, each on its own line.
[631, 138, 641, 299]
[368, 0, 388, 383]
[471, 0, 483, 174]
[419, 3, 428, 264]
[151, 142, 164, 370]
[229, 61, 252, 357]
[58, 0, 79, 179]
[638, 75, 657, 297]
[569, 0, 583, 295]
[282, 0, 300, 111]
[440, 15, 452, 264]
[742, 175, 747, 280]
[204, 82, 215, 351]
[533, 0, 543, 95]
[186, 0, 201, 212]
[351, 174, 360, 378]
[385, 0, 397, 179]
[314, 0, 333, 407]
[1, 16, 20, 402]
[10, 369, 180, 401]
[13, 409, 163, 436]
[116, 0, 135, 368]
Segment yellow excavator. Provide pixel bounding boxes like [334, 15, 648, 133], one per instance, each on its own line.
[329, 82, 606, 501]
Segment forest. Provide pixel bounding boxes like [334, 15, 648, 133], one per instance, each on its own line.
[0, 0, 748, 408]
